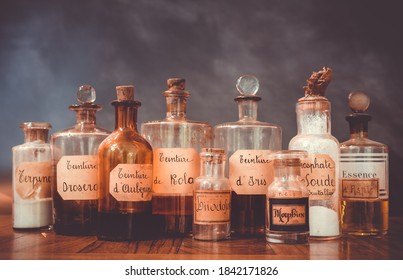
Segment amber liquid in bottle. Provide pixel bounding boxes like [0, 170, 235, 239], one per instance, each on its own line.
[97, 86, 155, 241]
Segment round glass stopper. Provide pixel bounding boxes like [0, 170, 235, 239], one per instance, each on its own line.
[77, 85, 96, 104]
[236, 75, 259, 96]
[348, 90, 370, 113]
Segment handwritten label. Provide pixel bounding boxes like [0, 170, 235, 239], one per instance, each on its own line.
[56, 155, 98, 200]
[300, 154, 336, 200]
[194, 190, 231, 225]
[152, 148, 199, 195]
[341, 179, 379, 199]
[14, 162, 52, 200]
[229, 150, 274, 195]
[268, 197, 309, 232]
[109, 164, 152, 202]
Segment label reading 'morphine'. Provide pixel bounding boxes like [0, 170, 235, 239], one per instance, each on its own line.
[268, 197, 309, 232]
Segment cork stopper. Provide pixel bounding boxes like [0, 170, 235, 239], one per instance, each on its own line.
[270, 150, 307, 167]
[167, 78, 186, 90]
[348, 90, 370, 113]
[116, 85, 134, 101]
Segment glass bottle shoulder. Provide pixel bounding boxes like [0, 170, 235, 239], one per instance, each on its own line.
[142, 118, 212, 129]
[340, 137, 388, 154]
[267, 179, 308, 197]
[214, 119, 281, 130]
[51, 124, 110, 139]
[194, 177, 230, 191]
[99, 128, 152, 154]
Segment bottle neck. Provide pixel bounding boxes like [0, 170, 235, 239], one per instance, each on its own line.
[165, 96, 187, 120]
[24, 129, 49, 143]
[296, 101, 331, 134]
[237, 99, 258, 121]
[274, 165, 300, 181]
[347, 115, 370, 140]
[200, 159, 226, 178]
[113, 102, 139, 130]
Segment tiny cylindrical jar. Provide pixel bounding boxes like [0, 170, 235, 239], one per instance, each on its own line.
[12, 122, 53, 230]
[266, 151, 309, 244]
[193, 148, 231, 241]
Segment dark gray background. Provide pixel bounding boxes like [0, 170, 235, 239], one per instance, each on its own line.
[1, 0, 402, 216]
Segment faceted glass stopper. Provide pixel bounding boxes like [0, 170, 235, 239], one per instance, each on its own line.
[348, 90, 370, 113]
[77, 85, 96, 104]
[236, 75, 259, 96]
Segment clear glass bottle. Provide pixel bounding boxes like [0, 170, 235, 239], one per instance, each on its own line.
[266, 150, 309, 243]
[193, 148, 231, 241]
[288, 67, 340, 240]
[51, 85, 110, 235]
[214, 75, 282, 237]
[12, 122, 53, 230]
[141, 78, 213, 236]
[97, 85, 154, 241]
[340, 90, 388, 236]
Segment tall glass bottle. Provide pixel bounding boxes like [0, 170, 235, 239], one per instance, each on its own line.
[97, 85, 154, 241]
[141, 78, 213, 236]
[51, 85, 110, 235]
[340, 90, 388, 236]
[266, 150, 309, 244]
[12, 122, 53, 230]
[289, 67, 340, 240]
[214, 75, 282, 237]
[193, 148, 231, 241]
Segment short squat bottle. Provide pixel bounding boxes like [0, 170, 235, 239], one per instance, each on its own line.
[266, 150, 309, 244]
[97, 85, 154, 241]
[193, 148, 231, 241]
[340, 91, 389, 236]
[12, 122, 53, 230]
[141, 78, 212, 236]
[288, 67, 340, 239]
[214, 75, 282, 237]
[51, 85, 110, 235]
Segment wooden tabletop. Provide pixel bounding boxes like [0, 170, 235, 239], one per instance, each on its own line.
[1, 215, 402, 260]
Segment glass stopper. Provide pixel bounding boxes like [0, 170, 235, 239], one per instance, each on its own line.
[236, 75, 259, 96]
[77, 85, 96, 104]
[348, 90, 370, 113]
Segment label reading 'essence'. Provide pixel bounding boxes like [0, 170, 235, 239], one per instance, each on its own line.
[229, 150, 274, 195]
[57, 155, 98, 200]
[268, 197, 309, 232]
[300, 154, 336, 200]
[109, 164, 152, 202]
[194, 190, 231, 225]
[152, 148, 200, 195]
[15, 162, 52, 200]
[340, 153, 388, 199]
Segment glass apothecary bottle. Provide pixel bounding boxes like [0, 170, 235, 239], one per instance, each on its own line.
[51, 85, 110, 235]
[266, 150, 309, 244]
[340, 90, 388, 236]
[193, 148, 231, 241]
[97, 85, 154, 241]
[141, 78, 213, 236]
[12, 122, 53, 230]
[288, 67, 340, 240]
[214, 75, 282, 237]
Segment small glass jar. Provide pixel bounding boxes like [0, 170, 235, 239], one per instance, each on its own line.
[12, 122, 53, 230]
[266, 150, 309, 244]
[193, 148, 231, 241]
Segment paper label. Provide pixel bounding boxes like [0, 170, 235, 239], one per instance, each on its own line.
[56, 155, 98, 200]
[340, 153, 388, 199]
[268, 197, 309, 231]
[109, 164, 152, 202]
[229, 150, 274, 195]
[300, 154, 336, 200]
[15, 162, 52, 200]
[194, 190, 231, 225]
[152, 148, 200, 195]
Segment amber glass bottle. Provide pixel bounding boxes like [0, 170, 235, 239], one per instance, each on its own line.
[97, 86, 154, 241]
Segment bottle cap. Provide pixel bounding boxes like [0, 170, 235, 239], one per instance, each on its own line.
[116, 85, 135, 101]
[235, 74, 262, 102]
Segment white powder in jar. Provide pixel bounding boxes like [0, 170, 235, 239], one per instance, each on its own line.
[309, 206, 340, 237]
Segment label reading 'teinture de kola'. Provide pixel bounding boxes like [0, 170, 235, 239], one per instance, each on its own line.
[152, 148, 200, 195]
[229, 150, 274, 195]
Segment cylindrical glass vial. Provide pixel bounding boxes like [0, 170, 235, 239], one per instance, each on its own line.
[214, 75, 282, 237]
[12, 122, 53, 230]
[51, 85, 110, 235]
[288, 68, 340, 240]
[193, 148, 231, 241]
[141, 78, 212, 236]
[97, 85, 154, 241]
[266, 150, 309, 244]
[340, 91, 388, 236]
